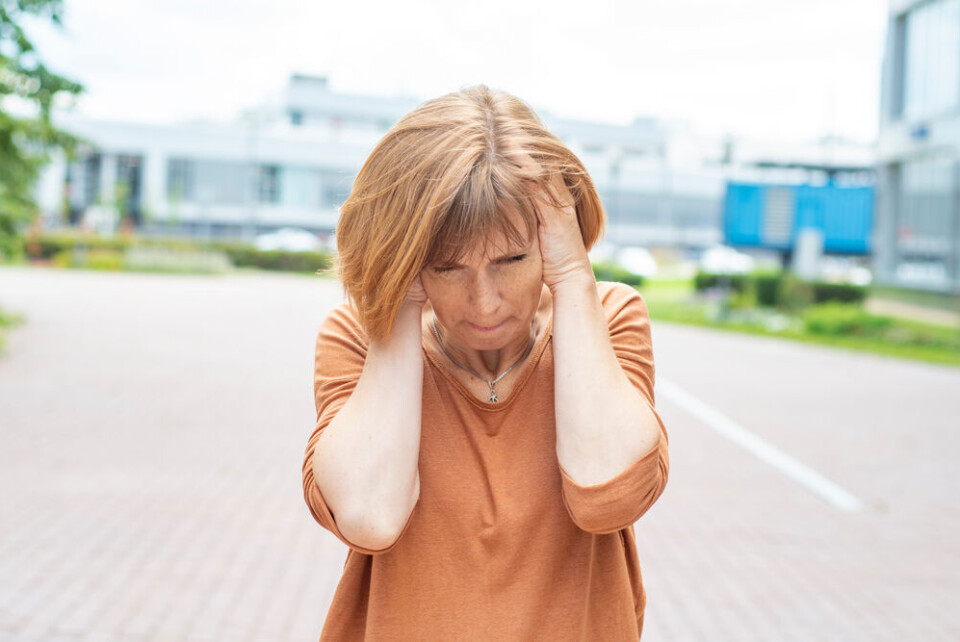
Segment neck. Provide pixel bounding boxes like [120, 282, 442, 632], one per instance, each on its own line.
[434, 317, 537, 381]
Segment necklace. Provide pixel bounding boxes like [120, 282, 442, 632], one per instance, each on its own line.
[431, 315, 535, 403]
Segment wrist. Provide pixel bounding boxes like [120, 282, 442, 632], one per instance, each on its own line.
[369, 304, 424, 364]
[546, 262, 596, 296]
[396, 300, 425, 329]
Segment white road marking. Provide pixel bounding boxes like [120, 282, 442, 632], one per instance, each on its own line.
[657, 377, 866, 512]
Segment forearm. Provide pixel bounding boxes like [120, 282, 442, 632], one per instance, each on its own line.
[312, 302, 423, 545]
[552, 275, 662, 487]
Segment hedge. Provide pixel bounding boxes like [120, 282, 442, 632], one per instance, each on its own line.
[803, 302, 893, 337]
[210, 243, 331, 273]
[695, 270, 867, 309]
[27, 232, 332, 274]
[592, 261, 645, 287]
[693, 272, 749, 293]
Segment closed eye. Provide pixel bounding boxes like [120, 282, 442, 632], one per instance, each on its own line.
[432, 254, 526, 273]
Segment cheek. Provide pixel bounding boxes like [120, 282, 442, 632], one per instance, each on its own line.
[523, 256, 544, 288]
[421, 281, 443, 310]
[421, 274, 461, 314]
[510, 261, 544, 308]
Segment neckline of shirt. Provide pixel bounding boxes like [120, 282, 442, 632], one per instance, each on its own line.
[421, 285, 554, 411]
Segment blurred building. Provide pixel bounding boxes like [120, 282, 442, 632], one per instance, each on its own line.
[877, 0, 960, 293]
[38, 75, 402, 241]
[36, 74, 729, 248]
[38, 75, 874, 255]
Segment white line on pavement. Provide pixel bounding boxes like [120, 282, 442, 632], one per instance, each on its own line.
[656, 377, 866, 512]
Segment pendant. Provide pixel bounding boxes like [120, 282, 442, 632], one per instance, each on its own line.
[488, 383, 498, 403]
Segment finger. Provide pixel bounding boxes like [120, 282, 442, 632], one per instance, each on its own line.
[531, 194, 547, 226]
[542, 177, 574, 216]
[537, 203, 548, 227]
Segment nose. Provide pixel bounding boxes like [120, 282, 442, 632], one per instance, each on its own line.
[469, 272, 501, 320]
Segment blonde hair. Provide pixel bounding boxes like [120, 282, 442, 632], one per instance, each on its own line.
[334, 85, 605, 341]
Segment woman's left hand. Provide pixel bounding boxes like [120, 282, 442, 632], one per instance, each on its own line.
[533, 173, 595, 291]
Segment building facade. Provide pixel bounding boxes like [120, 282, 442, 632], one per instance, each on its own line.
[877, 0, 960, 292]
[36, 75, 726, 249]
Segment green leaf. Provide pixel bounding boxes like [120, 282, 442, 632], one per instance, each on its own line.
[0, 0, 81, 259]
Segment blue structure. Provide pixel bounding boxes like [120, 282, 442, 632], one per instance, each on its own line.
[724, 182, 875, 255]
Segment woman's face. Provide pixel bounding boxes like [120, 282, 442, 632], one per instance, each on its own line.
[421, 216, 544, 353]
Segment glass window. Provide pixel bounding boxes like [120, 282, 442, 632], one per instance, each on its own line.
[116, 155, 143, 216]
[280, 167, 323, 208]
[83, 154, 102, 206]
[258, 165, 280, 204]
[167, 158, 194, 202]
[193, 160, 248, 205]
[903, 0, 960, 120]
[897, 154, 956, 256]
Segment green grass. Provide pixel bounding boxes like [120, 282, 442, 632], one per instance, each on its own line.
[638, 279, 960, 368]
[639, 278, 695, 301]
[0, 306, 25, 328]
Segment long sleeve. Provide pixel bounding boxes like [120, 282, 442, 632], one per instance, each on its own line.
[301, 304, 410, 555]
[305, 283, 658, 639]
[558, 283, 670, 534]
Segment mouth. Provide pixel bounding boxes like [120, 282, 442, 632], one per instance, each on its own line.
[468, 320, 507, 333]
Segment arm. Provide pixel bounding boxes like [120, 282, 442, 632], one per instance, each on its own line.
[551, 276, 662, 487]
[534, 173, 669, 533]
[303, 289, 425, 553]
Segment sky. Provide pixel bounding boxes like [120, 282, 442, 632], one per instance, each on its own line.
[22, 0, 889, 144]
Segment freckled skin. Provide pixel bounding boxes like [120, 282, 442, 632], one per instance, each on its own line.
[420, 221, 544, 380]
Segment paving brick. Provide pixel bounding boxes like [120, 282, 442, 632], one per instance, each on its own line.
[1, 266, 958, 641]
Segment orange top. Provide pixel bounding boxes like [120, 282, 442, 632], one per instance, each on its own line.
[302, 281, 670, 640]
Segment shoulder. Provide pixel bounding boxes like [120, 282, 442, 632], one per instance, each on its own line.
[594, 280, 649, 321]
[316, 302, 369, 357]
[320, 301, 364, 334]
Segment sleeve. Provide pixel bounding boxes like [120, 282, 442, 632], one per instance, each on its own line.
[300, 304, 409, 555]
[558, 282, 670, 534]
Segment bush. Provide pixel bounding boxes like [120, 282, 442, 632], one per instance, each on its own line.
[811, 282, 867, 304]
[29, 233, 132, 259]
[52, 248, 125, 271]
[33, 231, 333, 275]
[775, 275, 866, 311]
[693, 271, 749, 293]
[803, 303, 894, 337]
[694, 269, 866, 310]
[726, 287, 757, 310]
[777, 274, 814, 312]
[124, 247, 232, 274]
[754, 272, 784, 307]
[86, 249, 125, 271]
[213, 243, 331, 273]
[592, 261, 644, 287]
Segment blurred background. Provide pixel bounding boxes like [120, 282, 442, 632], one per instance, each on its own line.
[1, 1, 959, 641]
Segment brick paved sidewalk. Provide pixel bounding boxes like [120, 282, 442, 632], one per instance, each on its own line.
[1, 266, 958, 641]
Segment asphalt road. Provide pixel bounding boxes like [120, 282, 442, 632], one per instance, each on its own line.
[1, 265, 958, 642]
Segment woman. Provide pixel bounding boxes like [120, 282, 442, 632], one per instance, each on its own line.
[302, 85, 669, 641]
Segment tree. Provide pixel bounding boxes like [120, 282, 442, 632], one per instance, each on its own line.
[0, 0, 83, 260]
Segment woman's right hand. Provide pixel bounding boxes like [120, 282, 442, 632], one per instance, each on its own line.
[403, 273, 429, 309]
